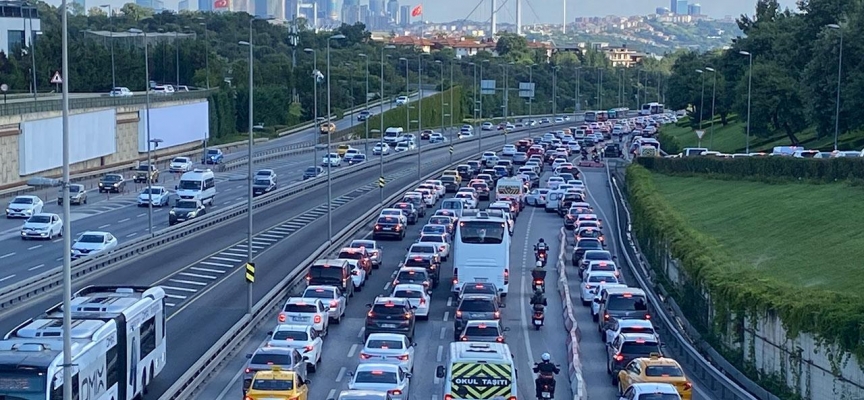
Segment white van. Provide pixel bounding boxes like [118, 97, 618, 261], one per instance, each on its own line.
[176, 169, 216, 205]
[383, 127, 405, 144]
[544, 189, 565, 213]
[440, 198, 465, 218]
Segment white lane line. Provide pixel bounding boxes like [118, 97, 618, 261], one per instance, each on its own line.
[442, 311, 449, 322]
[439, 327, 446, 340]
[0, 253, 16, 259]
[169, 279, 207, 286]
[27, 245, 42, 250]
[191, 267, 226, 274]
[436, 345, 444, 362]
[180, 272, 217, 280]
[259, 233, 283, 240]
[0, 275, 15, 282]
[235, 197, 243, 201]
[166, 303, 176, 307]
[235, 244, 266, 249]
[357, 327, 365, 338]
[253, 239, 276, 245]
[98, 224, 111, 229]
[55, 257, 62, 261]
[271, 228, 293, 234]
[327, 389, 336, 400]
[161, 285, 198, 293]
[446, 297, 452, 307]
[137, 213, 146, 217]
[53, 239, 62, 243]
[383, 282, 391, 291]
[221, 252, 246, 257]
[200, 261, 233, 268]
[211, 256, 241, 262]
[126, 233, 138, 238]
[335, 367, 346, 382]
[164, 293, 187, 299]
[519, 207, 538, 367]
[347, 344, 358, 358]
[28, 264, 45, 271]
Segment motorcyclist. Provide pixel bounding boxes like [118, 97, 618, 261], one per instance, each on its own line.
[533, 353, 561, 398]
[530, 288, 547, 312]
[534, 239, 549, 258]
[531, 261, 547, 282]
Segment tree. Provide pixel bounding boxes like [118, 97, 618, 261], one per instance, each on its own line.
[120, 3, 153, 21]
[88, 6, 106, 16]
[734, 61, 806, 144]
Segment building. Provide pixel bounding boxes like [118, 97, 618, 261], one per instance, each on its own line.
[136, 0, 165, 11]
[687, 3, 701, 15]
[603, 44, 643, 68]
[386, 0, 398, 23]
[198, 0, 211, 11]
[675, 0, 687, 15]
[341, 0, 360, 24]
[655, 6, 669, 14]
[0, 1, 40, 56]
[399, 5, 410, 27]
[369, 0, 384, 16]
[669, 0, 677, 13]
[178, 0, 188, 10]
[254, 0, 284, 18]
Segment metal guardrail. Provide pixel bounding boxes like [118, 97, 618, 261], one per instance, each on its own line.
[606, 164, 760, 400]
[0, 90, 214, 117]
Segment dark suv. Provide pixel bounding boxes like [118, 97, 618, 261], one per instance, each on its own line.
[98, 174, 126, 193]
[402, 255, 440, 286]
[453, 294, 501, 340]
[457, 282, 502, 306]
[373, 216, 405, 240]
[607, 333, 663, 383]
[573, 238, 604, 263]
[393, 202, 419, 224]
[364, 297, 416, 340]
[441, 176, 460, 193]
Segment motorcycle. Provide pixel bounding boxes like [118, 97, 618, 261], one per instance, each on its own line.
[532, 309, 545, 330]
[533, 366, 559, 399]
[536, 250, 548, 266]
[532, 278, 545, 293]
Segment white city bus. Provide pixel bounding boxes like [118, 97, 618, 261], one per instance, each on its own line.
[640, 102, 665, 115]
[452, 213, 511, 296]
[0, 286, 166, 400]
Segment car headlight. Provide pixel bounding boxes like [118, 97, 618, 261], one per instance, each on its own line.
[169, 210, 175, 215]
[187, 212, 197, 218]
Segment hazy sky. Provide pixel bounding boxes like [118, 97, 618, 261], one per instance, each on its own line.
[51, 0, 800, 23]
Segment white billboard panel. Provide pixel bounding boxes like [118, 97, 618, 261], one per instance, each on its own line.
[518, 82, 535, 98]
[481, 79, 496, 95]
[19, 109, 117, 176]
[138, 101, 209, 153]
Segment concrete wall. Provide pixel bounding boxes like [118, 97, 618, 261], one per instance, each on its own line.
[0, 98, 208, 189]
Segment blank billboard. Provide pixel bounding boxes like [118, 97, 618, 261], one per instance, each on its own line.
[138, 101, 209, 153]
[19, 109, 117, 176]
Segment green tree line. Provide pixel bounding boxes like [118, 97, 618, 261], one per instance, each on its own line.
[665, 0, 864, 147]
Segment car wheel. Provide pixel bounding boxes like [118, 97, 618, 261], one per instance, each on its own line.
[611, 373, 619, 385]
[308, 361, 317, 373]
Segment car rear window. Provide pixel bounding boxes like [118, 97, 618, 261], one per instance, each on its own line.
[621, 326, 656, 336]
[377, 217, 399, 224]
[464, 326, 500, 336]
[251, 379, 293, 391]
[644, 365, 683, 377]
[607, 294, 648, 311]
[250, 353, 294, 365]
[620, 341, 661, 356]
[458, 299, 496, 312]
[284, 304, 317, 313]
[371, 304, 407, 315]
[272, 330, 309, 341]
[338, 251, 364, 260]
[367, 339, 405, 349]
[396, 271, 427, 281]
[393, 289, 423, 298]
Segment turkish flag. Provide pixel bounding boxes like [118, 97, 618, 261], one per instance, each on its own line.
[213, 0, 228, 8]
[411, 5, 422, 17]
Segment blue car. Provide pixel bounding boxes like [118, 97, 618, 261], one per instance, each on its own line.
[202, 148, 223, 164]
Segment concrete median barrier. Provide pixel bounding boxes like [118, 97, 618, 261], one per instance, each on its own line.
[556, 227, 587, 400]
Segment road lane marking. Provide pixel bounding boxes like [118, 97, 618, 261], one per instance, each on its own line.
[126, 233, 138, 238]
[259, 233, 283, 240]
[166, 303, 176, 307]
[439, 327, 446, 340]
[118, 218, 130, 223]
[335, 367, 346, 382]
[446, 297, 452, 307]
[137, 213, 146, 217]
[164, 293, 187, 299]
[28, 264, 45, 271]
[0, 253, 16, 259]
[191, 267, 226, 274]
[327, 389, 336, 400]
[436, 345, 444, 362]
[98, 224, 111, 229]
[27, 245, 42, 250]
[442, 311, 449, 322]
[347, 344, 358, 358]
[161, 285, 197, 293]
[180, 272, 217, 280]
[0, 275, 15, 282]
[169, 279, 207, 286]
[357, 327, 365, 338]
[201, 261, 233, 268]
[211, 256, 241, 262]
[383, 282, 391, 291]
[519, 207, 538, 367]
[53, 239, 62, 243]
[220, 252, 246, 257]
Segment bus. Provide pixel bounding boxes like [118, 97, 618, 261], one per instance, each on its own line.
[452, 213, 511, 297]
[584, 111, 609, 123]
[0, 286, 166, 400]
[640, 102, 664, 116]
[608, 107, 630, 119]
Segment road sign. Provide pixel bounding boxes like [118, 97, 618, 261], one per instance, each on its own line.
[50, 71, 62, 84]
[695, 130, 705, 139]
[518, 82, 535, 98]
[481, 80, 496, 95]
[245, 262, 255, 283]
[449, 145, 454, 154]
[378, 176, 385, 188]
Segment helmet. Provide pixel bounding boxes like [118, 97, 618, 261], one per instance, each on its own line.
[541, 353, 551, 362]
[536, 261, 543, 268]
[538, 238, 545, 243]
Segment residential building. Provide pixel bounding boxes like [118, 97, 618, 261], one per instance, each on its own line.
[669, 0, 677, 13]
[342, 0, 360, 24]
[687, 3, 701, 15]
[136, 0, 165, 12]
[0, 1, 40, 56]
[602, 44, 643, 67]
[399, 5, 410, 27]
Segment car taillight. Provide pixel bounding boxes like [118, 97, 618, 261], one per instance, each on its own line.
[397, 354, 409, 360]
[330, 300, 338, 307]
[444, 395, 454, 400]
[496, 337, 504, 343]
[367, 311, 374, 318]
[375, 224, 381, 230]
[278, 313, 286, 322]
[684, 382, 693, 390]
[405, 313, 412, 319]
[585, 284, 592, 289]
[314, 315, 322, 323]
[645, 314, 651, 320]
[388, 389, 402, 395]
[419, 298, 426, 305]
[614, 354, 624, 362]
[504, 269, 509, 284]
[395, 225, 402, 231]
[244, 367, 251, 373]
[494, 311, 501, 319]
[439, 245, 445, 251]
[604, 313, 610, 320]
[360, 352, 372, 360]
[460, 336, 468, 341]
[455, 310, 462, 318]
[245, 396, 253, 400]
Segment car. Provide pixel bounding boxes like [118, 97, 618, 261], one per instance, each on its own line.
[573, 238, 604, 264]
[525, 188, 549, 206]
[390, 284, 430, 320]
[344, 259, 367, 292]
[457, 282, 503, 306]
[481, 122, 494, 131]
[359, 333, 417, 373]
[440, 176, 459, 193]
[20, 213, 63, 240]
[322, 153, 342, 167]
[394, 96, 409, 105]
[364, 297, 416, 340]
[392, 267, 432, 290]
[373, 143, 391, 155]
[605, 318, 659, 345]
[277, 297, 330, 336]
[243, 347, 309, 393]
[57, 184, 87, 205]
[619, 383, 683, 400]
[608, 333, 664, 384]
[245, 367, 310, 399]
[581, 271, 620, 305]
[394, 141, 416, 152]
[6, 195, 44, 219]
[576, 226, 605, 246]
[109, 86, 133, 97]
[458, 130, 474, 139]
[454, 192, 477, 209]
[427, 216, 455, 233]
[70, 231, 118, 260]
[501, 144, 517, 156]
[350, 239, 383, 269]
[379, 209, 409, 226]
[617, 355, 692, 399]
[337, 247, 373, 275]
[424, 179, 446, 197]
[202, 148, 224, 164]
[358, 110, 372, 121]
[406, 242, 441, 263]
[347, 363, 411, 400]
[302, 285, 347, 323]
[348, 154, 367, 165]
[546, 176, 564, 190]
[329, 390, 395, 400]
[420, 224, 447, 237]
[169, 156, 194, 173]
[391, 202, 419, 224]
[98, 174, 126, 193]
[457, 319, 508, 343]
[399, 195, 426, 217]
[592, 283, 629, 321]
[265, 324, 324, 372]
[416, 234, 451, 260]
[429, 132, 446, 143]
[303, 166, 325, 180]
[137, 186, 170, 207]
[468, 181, 490, 201]
[416, 184, 440, 202]
[320, 122, 336, 134]
[342, 147, 360, 158]
[453, 294, 501, 340]
[168, 199, 206, 225]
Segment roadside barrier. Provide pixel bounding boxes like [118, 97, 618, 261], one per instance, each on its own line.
[557, 227, 587, 400]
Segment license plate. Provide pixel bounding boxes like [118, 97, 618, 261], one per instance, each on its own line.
[533, 319, 542, 326]
[292, 316, 308, 322]
[383, 227, 393, 230]
[382, 323, 397, 328]
[542, 392, 551, 398]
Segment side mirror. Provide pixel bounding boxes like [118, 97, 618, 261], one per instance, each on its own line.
[304, 379, 312, 385]
[347, 371, 355, 377]
[365, 303, 372, 308]
[593, 298, 601, 303]
[267, 331, 273, 335]
[405, 372, 413, 378]
[412, 342, 418, 347]
[245, 353, 252, 359]
[174, 185, 179, 190]
[435, 366, 446, 378]
[302, 355, 310, 362]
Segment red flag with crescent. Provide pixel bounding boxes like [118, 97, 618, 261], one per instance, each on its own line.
[411, 5, 422, 16]
[213, 0, 228, 8]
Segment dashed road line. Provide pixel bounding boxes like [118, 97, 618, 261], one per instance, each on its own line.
[98, 224, 111, 229]
[164, 293, 187, 299]
[211, 256, 241, 262]
[0, 275, 15, 282]
[27, 245, 42, 250]
[161, 285, 197, 293]
[347, 344, 358, 358]
[191, 266, 227, 274]
[179, 272, 217, 280]
[28, 264, 45, 271]
[169, 279, 207, 286]
[200, 261, 233, 268]
[443, 311, 449, 322]
[118, 218, 130, 223]
[0, 253, 15, 259]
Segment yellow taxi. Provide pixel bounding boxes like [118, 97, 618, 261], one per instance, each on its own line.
[617, 353, 692, 400]
[337, 144, 351, 157]
[442, 170, 461, 184]
[244, 367, 310, 400]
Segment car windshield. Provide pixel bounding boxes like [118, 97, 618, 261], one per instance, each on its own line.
[77, 234, 104, 243]
[303, 289, 335, 299]
[371, 304, 406, 315]
[441, 176, 456, 183]
[254, 179, 271, 186]
[250, 353, 294, 365]
[173, 158, 189, 163]
[11, 197, 33, 204]
[578, 240, 602, 249]
[393, 289, 423, 298]
[141, 188, 162, 194]
[176, 201, 198, 209]
[463, 286, 497, 296]
[68, 186, 81, 193]
[634, 395, 680, 400]
[588, 275, 617, 283]
[284, 304, 318, 313]
[367, 339, 405, 349]
[27, 216, 51, 223]
[308, 267, 343, 283]
[459, 221, 505, 244]
[178, 180, 202, 190]
[351, 241, 374, 249]
[136, 165, 150, 171]
[305, 167, 318, 174]
[645, 365, 683, 377]
[591, 263, 616, 273]
[251, 378, 293, 391]
[584, 252, 611, 261]
[620, 341, 661, 356]
[411, 246, 435, 254]
[458, 299, 496, 312]
[608, 294, 648, 311]
[419, 235, 443, 243]
[207, 150, 219, 155]
[355, 371, 397, 384]
[272, 330, 309, 341]
[465, 326, 499, 336]
[422, 226, 446, 234]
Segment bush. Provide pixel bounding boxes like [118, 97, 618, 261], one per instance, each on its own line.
[348, 86, 465, 138]
[636, 155, 864, 183]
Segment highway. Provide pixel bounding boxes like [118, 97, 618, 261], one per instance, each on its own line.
[0, 124, 545, 399]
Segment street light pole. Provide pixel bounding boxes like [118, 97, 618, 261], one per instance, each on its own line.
[739, 51, 752, 154]
[479, 60, 488, 152]
[528, 64, 534, 121]
[60, 0, 72, 395]
[101, 4, 116, 90]
[828, 23, 843, 151]
[401, 57, 409, 134]
[379, 45, 395, 204]
[705, 67, 717, 149]
[175, 31, 180, 87]
[552, 66, 557, 115]
[238, 19, 256, 314]
[326, 34, 346, 241]
[695, 69, 704, 131]
[417, 54, 422, 182]
[304, 48, 318, 168]
[199, 20, 210, 89]
[359, 53, 369, 156]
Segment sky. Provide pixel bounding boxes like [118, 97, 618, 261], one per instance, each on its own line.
[50, 0, 800, 23]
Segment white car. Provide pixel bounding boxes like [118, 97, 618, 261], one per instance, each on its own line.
[417, 234, 451, 258]
[424, 180, 445, 197]
[346, 259, 367, 291]
[582, 260, 620, 281]
[504, 123, 515, 131]
[458, 130, 474, 139]
[168, 157, 194, 173]
[390, 284, 430, 320]
[407, 189, 435, 207]
[350, 239, 383, 268]
[277, 297, 330, 336]
[622, 383, 682, 400]
[20, 213, 63, 240]
[359, 333, 416, 373]
[137, 186, 170, 207]
[6, 195, 44, 219]
[395, 96, 409, 105]
[569, 179, 586, 189]
[429, 132, 446, 143]
[454, 192, 477, 209]
[373, 143, 391, 155]
[481, 122, 494, 131]
[348, 363, 411, 400]
[591, 283, 628, 320]
[501, 144, 517, 156]
[394, 141, 416, 152]
[551, 158, 569, 170]
[71, 231, 118, 260]
[266, 324, 324, 372]
[605, 318, 659, 345]
[322, 153, 342, 167]
[416, 185, 439, 202]
[302, 285, 347, 324]
[580, 271, 620, 305]
[546, 177, 564, 190]
[344, 148, 362, 159]
[380, 209, 408, 226]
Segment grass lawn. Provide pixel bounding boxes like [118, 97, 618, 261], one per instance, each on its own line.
[651, 173, 864, 297]
[662, 116, 864, 154]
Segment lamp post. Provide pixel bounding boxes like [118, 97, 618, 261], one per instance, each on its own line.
[379, 45, 395, 204]
[449, 58, 454, 131]
[174, 31, 180, 87]
[100, 4, 116, 90]
[239, 32, 255, 313]
[198, 19, 210, 89]
[705, 67, 717, 149]
[739, 51, 753, 153]
[326, 34, 346, 241]
[129, 28, 155, 236]
[827, 23, 843, 151]
[527, 64, 534, 120]
[695, 69, 705, 131]
[23, 0, 36, 100]
[417, 53, 424, 182]
[59, 0, 71, 395]
[304, 48, 318, 168]
[399, 57, 409, 134]
[479, 60, 489, 152]
[359, 53, 370, 156]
